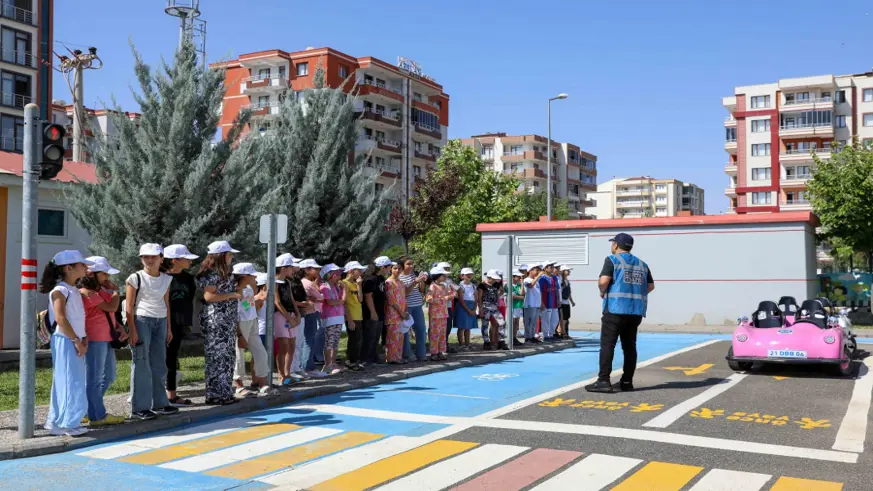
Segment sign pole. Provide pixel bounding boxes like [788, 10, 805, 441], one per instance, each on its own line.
[506, 235, 514, 351]
[265, 213, 277, 387]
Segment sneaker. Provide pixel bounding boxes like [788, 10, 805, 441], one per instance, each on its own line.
[498, 341, 509, 350]
[81, 416, 89, 425]
[290, 372, 308, 381]
[614, 381, 635, 392]
[130, 410, 157, 421]
[483, 342, 492, 350]
[259, 386, 280, 397]
[168, 397, 193, 407]
[89, 415, 126, 426]
[68, 426, 89, 436]
[585, 380, 615, 394]
[47, 425, 84, 437]
[152, 406, 180, 416]
[307, 370, 329, 378]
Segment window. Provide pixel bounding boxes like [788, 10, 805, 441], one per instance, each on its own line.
[751, 143, 770, 156]
[374, 183, 384, 194]
[751, 168, 770, 180]
[655, 184, 666, 191]
[836, 115, 846, 128]
[338, 65, 349, 78]
[751, 192, 771, 205]
[725, 127, 736, 142]
[413, 92, 423, 102]
[413, 141, 422, 152]
[481, 145, 494, 159]
[1, 27, 30, 66]
[257, 95, 269, 107]
[821, 91, 831, 101]
[411, 108, 439, 130]
[296, 62, 308, 76]
[864, 138, 873, 149]
[508, 145, 523, 155]
[865, 89, 873, 102]
[780, 110, 832, 128]
[0, 70, 29, 108]
[836, 90, 847, 103]
[751, 119, 770, 132]
[797, 165, 811, 177]
[0, 113, 23, 151]
[413, 166, 421, 177]
[751, 95, 770, 109]
[864, 114, 873, 127]
[37, 209, 65, 237]
[257, 68, 270, 79]
[278, 65, 286, 80]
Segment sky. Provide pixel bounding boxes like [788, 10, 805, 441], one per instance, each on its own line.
[53, 0, 873, 214]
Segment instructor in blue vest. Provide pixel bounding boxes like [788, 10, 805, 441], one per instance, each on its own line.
[586, 232, 654, 394]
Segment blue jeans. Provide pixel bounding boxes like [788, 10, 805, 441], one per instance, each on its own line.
[85, 340, 116, 421]
[130, 316, 171, 414]
[313, 316, 325, 363]
[302, 313, 320, 371]
[45, 334, 87, 430]
[403, 305, 427, 360]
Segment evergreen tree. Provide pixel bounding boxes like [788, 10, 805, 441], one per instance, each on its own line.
[65, 42, 270, 274]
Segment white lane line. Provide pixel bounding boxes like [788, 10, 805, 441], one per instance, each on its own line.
[372, 444, 528, 491]
[160, 427, 341, 472]
[388, 390, 490, 400]
[478, 418, 858, 463]
[290, 404, 467, 425]
[642, 373, 747, 428]
[832, 357, 873, 453]
[687, 468, 771, 490]
[530, 453, 642, 491]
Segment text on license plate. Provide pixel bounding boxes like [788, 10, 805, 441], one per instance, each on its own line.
[767, 349, 807, 358]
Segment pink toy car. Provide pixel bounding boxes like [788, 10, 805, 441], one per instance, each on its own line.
[777, 296, 798, 325]
[726, 299, 856, 376]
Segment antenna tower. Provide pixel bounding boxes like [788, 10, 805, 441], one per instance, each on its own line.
[165, 0, 207, 67]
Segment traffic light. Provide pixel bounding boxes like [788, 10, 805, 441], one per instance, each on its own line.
[39, 123, 66, 180]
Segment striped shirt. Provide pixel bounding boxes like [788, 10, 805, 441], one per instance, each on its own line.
[400, 273, 424, 307]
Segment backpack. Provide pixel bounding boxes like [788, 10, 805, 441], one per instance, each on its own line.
[36, 290, 70, 349]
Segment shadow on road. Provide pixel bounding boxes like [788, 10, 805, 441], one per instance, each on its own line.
[632, 377, 726, 393]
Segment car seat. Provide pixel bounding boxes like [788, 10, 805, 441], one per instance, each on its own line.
[814, 297, 834, 314]
[797, 299, 828, 329]
[778, 296, 798, 315]
[751, 301, 783, 328]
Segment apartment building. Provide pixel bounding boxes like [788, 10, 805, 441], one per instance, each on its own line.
[723, 71, 873, 213]
[459, 133, 598, 217]
[0, 0, 52, 154]
[212, 48, 449, 200]
[50, 100, 142, 162]
[590, 176, 705, 219]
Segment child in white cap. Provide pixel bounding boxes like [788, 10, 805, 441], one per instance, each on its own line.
[455, 267, 477, 350]
[232, 263, 270, 397]
[319, 264, 345, 375]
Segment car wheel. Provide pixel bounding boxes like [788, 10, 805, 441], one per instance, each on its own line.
[727, 347, 752, 372]
[838, 347, 855, 376]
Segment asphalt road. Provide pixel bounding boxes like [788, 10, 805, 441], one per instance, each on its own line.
[0, 333, 870, 490]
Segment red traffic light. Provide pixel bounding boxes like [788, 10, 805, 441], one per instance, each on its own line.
[43, 123, 65, 142]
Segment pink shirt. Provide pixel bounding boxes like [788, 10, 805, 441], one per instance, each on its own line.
[319, 282, 345, 322]
[302, 278, 324, 314]
[82, 289, 115, 342]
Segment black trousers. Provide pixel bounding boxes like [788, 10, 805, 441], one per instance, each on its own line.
[362, 319, 383, 363]
[165, 321, 186, 392]
[346, 320, 363, 364]
[598, 312, 643, 382]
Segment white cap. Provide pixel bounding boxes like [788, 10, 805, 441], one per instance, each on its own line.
[495, 269, 504, 278]
[512, 269, 522, 277]
[164, 244, 199, 260]
[86, 256, 120, 275]
[429, 266, 448, 276]
[486, 271, 502, 280]
[139, 243, 163, 256]
[255, 272, 283, 286]
[561, 264, 573, 272]
[437, 262, 451, 270]
[298, 258, 322, 269]
[460, 267, 474, 275]
[207, 240, 239, 254]
[344, 261, 367, 273]
[518, 264, 530, 271]
[373, 256, 395, 267]
[232, 262, 257, 276]
[540, 261, 553, 269]
[320, 263, 341, 278]
[276, 253, 300, 268]
[52, 250, 95, 267]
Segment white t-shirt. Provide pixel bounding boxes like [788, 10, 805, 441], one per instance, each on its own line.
[460, 282, 476, 301]
[524, 277, 542, 308]
[257, 302, 266, 336]
[239, 285, 257, 322]
[48, 281, 86, 339]
[127, 271, 172, 318]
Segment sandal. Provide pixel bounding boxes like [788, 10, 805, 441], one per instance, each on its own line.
[168, 396, 193, 407]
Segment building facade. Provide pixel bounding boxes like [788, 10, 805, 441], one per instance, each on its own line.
[0, 0, 52, 154]
[590, 176, 704, 219]
[723, 71, 873, 213]
[459, 133, 597, 217]
[50, 100, 142, 162]
[212, 48, 449, 201]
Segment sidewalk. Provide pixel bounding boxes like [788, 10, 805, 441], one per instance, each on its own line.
[0, 337, 575, 461]
[569, 323, 873, 337]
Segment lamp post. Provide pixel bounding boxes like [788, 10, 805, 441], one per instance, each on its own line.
[547, 93, 568, 221]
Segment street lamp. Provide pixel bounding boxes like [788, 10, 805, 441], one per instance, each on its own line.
[547, 93, 568, 221]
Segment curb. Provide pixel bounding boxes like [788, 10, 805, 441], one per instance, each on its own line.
[1, 339, 576, 461]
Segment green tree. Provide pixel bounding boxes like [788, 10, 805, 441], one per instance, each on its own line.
[520, 191, 571, 221]
[808, 140, 873, 272]
[66, 42, 267, 274]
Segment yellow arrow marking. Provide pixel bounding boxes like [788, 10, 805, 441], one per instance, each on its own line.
[664, 364, 714, 376]
[773, 376, 789, 380]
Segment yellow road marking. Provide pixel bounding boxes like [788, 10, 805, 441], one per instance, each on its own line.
[770, 476, 843, 491]
[664, 364, 714, 376]
[611, 461, 703, 491]
[308, 439, 478, 491]
[118, 423, 300, 465]
[206, 431, 382, 480]
[773, 376, 790, 380]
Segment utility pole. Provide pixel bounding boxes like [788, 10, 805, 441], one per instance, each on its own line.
[56, 47, 103, 162]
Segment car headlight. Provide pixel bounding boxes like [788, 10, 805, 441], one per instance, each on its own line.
[824, 336, 835, 344]
[736, 334, 748, 342]
[737, 316, 749, 324]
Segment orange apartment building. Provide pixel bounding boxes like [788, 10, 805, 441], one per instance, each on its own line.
[212, 47, 449, 200]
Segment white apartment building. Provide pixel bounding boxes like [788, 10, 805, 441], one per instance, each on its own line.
[0, 0, 45, 153]
[591, 176, 705, 219]
[50, 100, 142, 162]
[460, 133, 598, 217]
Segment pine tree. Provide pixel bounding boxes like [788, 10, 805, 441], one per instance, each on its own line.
[65, 42, 271, 274]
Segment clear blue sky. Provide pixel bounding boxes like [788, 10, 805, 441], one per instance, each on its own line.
[53, 0, 873, 214]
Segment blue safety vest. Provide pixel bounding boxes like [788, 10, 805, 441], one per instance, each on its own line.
[603, 253, 649, 317]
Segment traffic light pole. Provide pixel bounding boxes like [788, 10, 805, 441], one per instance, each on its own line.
[18, 103, 39, 439]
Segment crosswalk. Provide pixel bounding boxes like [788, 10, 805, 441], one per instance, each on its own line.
[76, 421, 845, 490]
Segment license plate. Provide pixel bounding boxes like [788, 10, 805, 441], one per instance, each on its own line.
[767, 349, 807, 358]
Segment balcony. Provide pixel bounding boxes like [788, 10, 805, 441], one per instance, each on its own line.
[0, 50, 36, 69]
[617, 200, 651, 208]
[616, 189, 650, 197]
[356, 107, 402, 130]
[580, 163, 597, 175]
[245, 101, 280, 119]
[580, 182, 596, 192]
[724, 116, 736, 127]
[413, 149, 436, 162]
[356, 134, 401, 155]
[780, 147, 830, 162]
[581, 198, 596, 208]
[725, 186, 737, 197]
[724, 139, 737, 154]
[779, 121, 833, 139]
[241, 75, 288, 94]
[780, 174, 812, 188]
[506, 168, 546, 179]
[358, 79, 404, 104]
[0, 4, 33, 25]
[412, 121, 442, 142]
[781, 198, 812, 210]
[781, 97, 833, 112]
[502, 150, 547, 164]
[567, 192, 580, 202]
[412, 99, 440, 115]
[0, 91, 32, 109]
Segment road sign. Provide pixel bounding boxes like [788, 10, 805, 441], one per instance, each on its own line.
[259, 214, 288, 244]
[497, 237, 522, 256]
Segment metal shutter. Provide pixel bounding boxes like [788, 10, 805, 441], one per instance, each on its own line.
[515, 234, 589, 266]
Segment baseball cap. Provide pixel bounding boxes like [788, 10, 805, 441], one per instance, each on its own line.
[320, 263, 342, 278]
[139, 243, 163, 256]
[429, 266, 448, 276]
[460, 267, 474, 275]
[609, 233, 634, 249]
[86, 256, 120, 275]
[437, 262, 451, 271]
[298, 258, 322, 269]
[207, 240, 240, 254]
[373, 256, 395, 267]
[518, 264, 530, 272]
[276, 253, 299, 268]
[486, 271, 502, 280]
[255, 272, 284, 286]
[561, 265, 573, 272]
[512, 269, 522, 277]
[164, 244, 199, 260]
[232, 262, 258, 276]
[52, 250, 95, 267]
[344, 261, 367, 273]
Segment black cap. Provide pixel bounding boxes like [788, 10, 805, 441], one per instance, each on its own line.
[609, 233, 634, 249]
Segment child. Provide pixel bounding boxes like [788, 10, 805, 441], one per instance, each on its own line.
[385, 262, 409, 364]
[232, 263, 270, 397]
[425, 267, 454, 360]
[510, 270, 525, 345]
[342, 261, 367, 371]
[477, 271, 507, 351]
[78, 256, 127, 426]
[255, 272, 283, 396]
[274, 254, 301, 385]
[559, 264, 575, 339]
[162, 244, 199, 407]
[319, 264, 345, 375]
[455, 268, 476, 350]
[299, 259, 328, 378]
[523, 264, 543, 344]
[40, 250, 93, 436]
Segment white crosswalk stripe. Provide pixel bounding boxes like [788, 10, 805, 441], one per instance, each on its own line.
[687, 469, 772, 491]
[530, 453, 643, 491]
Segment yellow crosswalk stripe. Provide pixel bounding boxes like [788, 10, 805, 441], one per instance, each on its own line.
[118, 423, 300, 465]
[206, 431, 383, 480]
[308, 439, 479, 491]
[611, 461, 704, 491]
[770, 476, 843, 491]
